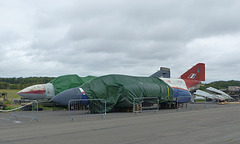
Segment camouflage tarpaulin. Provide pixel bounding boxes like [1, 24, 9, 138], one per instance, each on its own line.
[50, 74, 96, 95]
[81, 74, 173, 112]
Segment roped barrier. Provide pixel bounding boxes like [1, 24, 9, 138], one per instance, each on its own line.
[10, 99, 39, 122]
[68, 99, 106, 122]
[133, 97, 159, 114]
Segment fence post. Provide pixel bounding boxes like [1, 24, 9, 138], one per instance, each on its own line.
[204, 97, 207, 109]
[10, 99, 39, 123]
[176, 97, 179, 111]
[68, 99, 107, 121]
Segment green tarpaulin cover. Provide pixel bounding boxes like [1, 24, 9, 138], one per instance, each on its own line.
[50, 74, 96, 95]
[81, 74, 173, 112]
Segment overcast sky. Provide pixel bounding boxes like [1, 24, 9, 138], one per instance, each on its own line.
[1, 0, 240, 83]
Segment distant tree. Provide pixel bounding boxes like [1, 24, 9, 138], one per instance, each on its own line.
[0, 82, 9, 89]
[0, 77, 55, 89]
[200, 80, 240, 90]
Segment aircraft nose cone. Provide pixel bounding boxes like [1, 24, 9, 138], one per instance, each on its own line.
[17, 84, 47, 99]
[51, 88, 82, 106]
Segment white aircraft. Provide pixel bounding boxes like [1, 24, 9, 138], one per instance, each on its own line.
[206, 87, 234, 100]
[194, 89, 224, 101]
[194, 87, 234, 102]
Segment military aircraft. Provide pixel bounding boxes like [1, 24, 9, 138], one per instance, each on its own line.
[160, 63, 205, 103]
[194, 90, 216, 100]
[206, 87, 234, 101]
[17, 74, 96, 100]
[51, 63, 205, 108]
[194, 87, 234, 102]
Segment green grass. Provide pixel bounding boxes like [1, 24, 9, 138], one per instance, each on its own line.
[194, 99, 206, 102]
[226, 139, 233, 142]
[0, 89, 21, 100]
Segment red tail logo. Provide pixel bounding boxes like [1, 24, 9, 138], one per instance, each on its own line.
[180, 63, 205, 81]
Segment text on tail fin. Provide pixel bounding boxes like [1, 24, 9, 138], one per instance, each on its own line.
[180, 63, 205, 81]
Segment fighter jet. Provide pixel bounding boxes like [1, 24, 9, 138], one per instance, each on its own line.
[193, 89, 224, 103]
[194, 89, 215, 100]
[206, 87, 234, 101]
[194, 87, 234, 102]
[17, 74, 96, 100]
[160, 63, 205, 103]
[51, 63, 205, 109]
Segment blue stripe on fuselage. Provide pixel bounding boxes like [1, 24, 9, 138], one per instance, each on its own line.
[81, 92, 87, 100]
[172, 88, 191, 103]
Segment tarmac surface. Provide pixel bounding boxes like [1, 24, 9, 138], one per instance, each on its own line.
[0, 103, 240, 144]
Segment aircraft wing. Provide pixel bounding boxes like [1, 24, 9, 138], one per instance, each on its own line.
[195, 96, 206, 100]
[206, 87, 234, 100]
[194, 90, 226, 101]
[194, 90, 214, 100]
[213, 94, 226, 101]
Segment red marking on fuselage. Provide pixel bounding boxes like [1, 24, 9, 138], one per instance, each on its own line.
[18, 90, 46, 94]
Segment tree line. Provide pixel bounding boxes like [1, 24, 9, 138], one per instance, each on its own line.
[200, 80, 240, 91]
[0, 77, 55, 89]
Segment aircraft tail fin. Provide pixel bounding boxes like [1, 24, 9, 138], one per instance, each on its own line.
[180, 63, 205, 81]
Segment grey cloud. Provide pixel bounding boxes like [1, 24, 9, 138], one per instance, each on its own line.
[1, 0, 240, 82]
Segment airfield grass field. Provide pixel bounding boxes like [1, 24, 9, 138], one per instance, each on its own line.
[0, 89, 21, 100]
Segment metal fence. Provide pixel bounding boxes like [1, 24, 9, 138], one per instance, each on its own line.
[175, 96, 219, 111]
[175, 96, 190, 111]
[176, 96, 240, 112]
[191, 98, 220, 110]
[68, 99, 106, 121]
[133, 97, 159, 114]
[10, 99, 39, 122]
